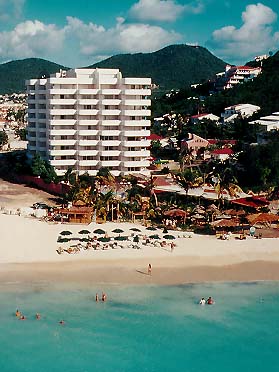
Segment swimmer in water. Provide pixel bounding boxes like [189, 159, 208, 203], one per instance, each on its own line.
[207, 296, 214, 305]
[20, 315, 26, 320]
[102, 292, 107, 302]
[59, 320, 65, 325]
[36, 313, 41, 320]
[15, 309, 21, 317]
[199, 298, 206, 305]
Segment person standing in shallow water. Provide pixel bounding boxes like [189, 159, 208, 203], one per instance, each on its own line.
[95, 293, 99, 302]
[148, 263, 152, 275]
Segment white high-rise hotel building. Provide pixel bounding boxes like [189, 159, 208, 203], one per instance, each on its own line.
[26, 68, 151, 176]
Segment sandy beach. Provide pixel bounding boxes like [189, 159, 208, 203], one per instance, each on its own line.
[1, 212, 279, 285]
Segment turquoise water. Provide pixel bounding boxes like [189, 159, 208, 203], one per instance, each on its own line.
[0, 282, 279, 372]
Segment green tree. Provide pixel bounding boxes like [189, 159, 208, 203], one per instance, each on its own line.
[0, 130, 8, 148]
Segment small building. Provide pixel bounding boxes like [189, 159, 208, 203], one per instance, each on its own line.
[210, 148, 234, 161]
[54, 203, 93, 224]
[181, 133, 209, 157]
[249, 112, 279, 132]
[221, 104, 260, 123]
[191, 113, 220, 124]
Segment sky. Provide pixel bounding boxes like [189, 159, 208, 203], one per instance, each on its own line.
[0, 0, 278, 67]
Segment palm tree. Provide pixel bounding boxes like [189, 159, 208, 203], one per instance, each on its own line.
[174, 168, 202, 201]
[211, 160, 242, 207]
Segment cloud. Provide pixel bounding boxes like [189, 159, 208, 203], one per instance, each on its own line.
[0, 0, 25, 21]
[208, 3, 279, 61]
[64, 16, 181, 57]
[129, 0, 203, 22]
[0, 20, 65, 61]
[0, 16, 181, 65]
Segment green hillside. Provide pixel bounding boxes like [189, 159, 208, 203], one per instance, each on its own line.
[205, 51, 279, 116]
[89, 44, 226, 91]
[0, 58, 68, 94]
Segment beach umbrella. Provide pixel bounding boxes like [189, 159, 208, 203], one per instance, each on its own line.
[57, 237, 70, 243]
[60, 230, 72, 236]
[93, 228, 106, 235]
[80, 237, 90, 242]
[146, 226, 157, 231]
[149, 234, 160, 239]
[78, 229, 91, 235]
[115, 236, 128, 241]
[112, 228, 124, 234]
[133, 235, 140, 243]
[130, 227, 141, 232]
[97, 237, 110, 242]
[163, 234, 176, 240]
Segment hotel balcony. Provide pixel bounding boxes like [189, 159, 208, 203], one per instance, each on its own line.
[124, 130, 150, 137]
[78, 120, 98, 126]
[50, 129, 76, 136]
[123, 140, 150, 147]
[79, 140, 99, 146]
[124, 89, 151, 96]
[78, 99, 98, 105]
[100, 109, 121, 116]
[123, 150, 149, 157]
[124, 109, 151, 117]
[123, 160, 150, 168]
[78, 109, 99, 116]
[99, 150, 121, 157]
[49, 109, 76, 115]
[100, 89, 121, 95]
[78, 89, 99, 95]
[49, 77, 77, 84]
[49, 139, 77, 146]
[100, 160, 121, 167]
[124, 99, 151, 106]
[50, 159, 77, 166]
[49, 99, 76, 105]
[78, 130, 99, 136]
[123, 120, 151, 127]
[49, 149, 77, 156]
[49, 88, 77, 95]
[100, 130, 120, 136]
[49, 119, 77, 126]
[102, 99, 121, 106]
[101, 140, 121, 147]
[78, 150, 98, 156]
[101, 120, 121, 126]
[78, 160, 99, 166]
[123, 78, 151, 85]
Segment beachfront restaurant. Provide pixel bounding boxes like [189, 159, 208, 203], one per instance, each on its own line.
[54, 206, 94, 224]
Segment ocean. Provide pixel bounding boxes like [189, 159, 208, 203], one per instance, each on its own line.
[0, 281, 278, 372]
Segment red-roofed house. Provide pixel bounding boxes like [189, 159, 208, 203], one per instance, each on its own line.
[211, 148, 234, 161]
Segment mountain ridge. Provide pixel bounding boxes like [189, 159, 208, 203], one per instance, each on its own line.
[89, 44, 226, 91]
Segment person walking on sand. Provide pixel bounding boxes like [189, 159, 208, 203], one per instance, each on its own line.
[148, 263, 152, 275]
[170, 242, 175, 253]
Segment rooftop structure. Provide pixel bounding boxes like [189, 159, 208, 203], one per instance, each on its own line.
[249, 112, 279, 132]
[26, 68, 151, 176]
[215, 65, 262, 91]
[221, 103, 261, 123]
[191, 113, 220, 124]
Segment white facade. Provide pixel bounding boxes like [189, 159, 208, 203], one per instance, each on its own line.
[26, 68, 151, 176]
[224, 65, 262, 89]
[222, 103, 261, 122]
[249, 112, 279, 132]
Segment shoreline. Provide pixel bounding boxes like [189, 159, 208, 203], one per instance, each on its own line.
[1, 213, 279, 286]
[2, 259, 279, 286]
